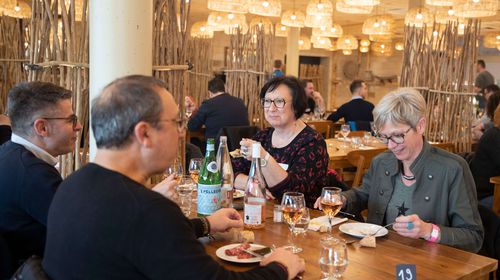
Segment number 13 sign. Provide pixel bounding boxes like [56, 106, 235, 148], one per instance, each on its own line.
[396, 264, 416, 280]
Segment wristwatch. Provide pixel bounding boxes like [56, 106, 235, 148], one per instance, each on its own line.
[260, 152, 270, 167]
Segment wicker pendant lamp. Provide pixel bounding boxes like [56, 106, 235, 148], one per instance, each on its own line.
[395, 42, 404, 51]
[306, 0, 334, 16]
[275, 23, 288, 37]
[312, 24, 343, 38]
[369, 34, 393, 42]
[223, 13, 248, 35]
[207, 12, 228, 31]
[190, 21, 214, 38]
[305, 14, 332, 28]
[281, 9, 306, 27]
[336, 0, 373, 14]
[405, 7, 433, 28]
[359, 46, 369, 53]
[249, 17, 273, 34]
[483, 33, 500, 48]
[2, 0, 31, 18]
[362, 14, 394, 35]
[342, 49, 353, 55]
[433, 7, 457, 24]
[208, 0, 248, 14]
[425, 0, 457, 6]
[454, 0, 498, 18]
[343, 0, 380, 6]
[299, 36, 312, 50]
[248, 0, 281, 17]
[312, 36, 333, 49]
[337, 35, 358, 50]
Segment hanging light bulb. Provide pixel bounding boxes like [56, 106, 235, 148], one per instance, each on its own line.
[395, 42, 404, 51]
[342, 49, 352, 55]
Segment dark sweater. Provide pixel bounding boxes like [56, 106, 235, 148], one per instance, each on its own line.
[0, 141, 61, 262]
[470, 127, 500, 200]
[188, 93, 249, 139]
[327, 98, 374, 125]
[43, 163, 287, 280]
[0, 125, 11, 145]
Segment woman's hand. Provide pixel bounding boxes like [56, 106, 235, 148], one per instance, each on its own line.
[207, 208, 243, 233]
[152, 174, 178, 202]
[239, 138, 255, 160]
[393, 214, 433, 239]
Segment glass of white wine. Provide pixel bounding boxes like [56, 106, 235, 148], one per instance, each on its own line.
[320, 187, 343, 234]
[177, 176, 195, 216]
[188, 158, 203, 185]
[319, 236, 348, 279]
[281, 192, 306, 253]
[340, 124, 350, 148]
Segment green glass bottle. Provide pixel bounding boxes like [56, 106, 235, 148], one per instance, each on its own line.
[197, 138, 222, 216]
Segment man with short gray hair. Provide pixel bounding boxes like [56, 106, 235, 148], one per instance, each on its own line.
[0, 81, 82, 270]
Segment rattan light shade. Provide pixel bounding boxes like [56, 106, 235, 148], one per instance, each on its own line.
[425, 0, 457, 6]
[208, 0, 248, 14]
[248, 0, 281, 17]
[369, 34, 393, 42]
[2, 0, 31, 18]
[483, 33, 500, 48]
[306, 0, 334, 16]
[190, 21, 214, 38]
[405, 7, 433, 28]
[336, 0, 373, 14]
[249, 17, 273, 34]
[344, 0, 380, 6]
[275, 23, 288, 37]
[342, 49, 353, 55]
[360, 39, 371, 47]
[223, 13, 248, 35]
[395, 42, 404, 51]
[305, 14, 332, 28]
[281, 9, 306, 27]
[337, 35, 358, 50]
[434, 8, 457, 24]
[207, 12, 228, 31]
[371, 41, 393, 56]
[312, 36, 333, 49]
[299, 36, 311, 50]
[454, 0, 498, 18]
[312, 24, 343, 37]
[362, 14, 394, 35]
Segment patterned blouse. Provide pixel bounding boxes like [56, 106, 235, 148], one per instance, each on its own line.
[232, 126, 329, 207]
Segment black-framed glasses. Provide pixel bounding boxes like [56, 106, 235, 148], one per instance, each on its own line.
[375, 127, 412, 144]
[159, 117, 187, 132]
[43, 114, 78, 128]
[261, 98, 287, 109]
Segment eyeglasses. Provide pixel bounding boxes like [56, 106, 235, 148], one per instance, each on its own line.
[43, 114, 79, 128]
[375, 127, 412, 144]
[159, 117, 187, 132]
[261, 98, 287, 109]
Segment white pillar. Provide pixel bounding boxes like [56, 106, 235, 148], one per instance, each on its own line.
[89, 0, 153, 160]
[286, 27, 300, 77]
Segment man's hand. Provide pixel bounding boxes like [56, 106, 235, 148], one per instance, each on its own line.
[393, 214, 433, 240]
[261, 248, 306, 280]
[152, 174, 178, 202]
[207, 208, 243, 233]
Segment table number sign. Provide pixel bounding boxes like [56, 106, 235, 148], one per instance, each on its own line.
[396, 264, 416, 280]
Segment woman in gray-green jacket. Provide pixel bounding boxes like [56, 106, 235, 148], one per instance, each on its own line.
[317, 88, 483, 252]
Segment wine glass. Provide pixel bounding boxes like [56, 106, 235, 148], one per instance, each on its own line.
[188, 158, 203, 184]
[281, 192, 306, 253]
[177, 176, 195, 216]
[340, 124, 350, 148]
[165, 157, 183, 183]
[319, 236, 348, 279]
[292, 207, 310, 237]
[320, 187, 343, 234]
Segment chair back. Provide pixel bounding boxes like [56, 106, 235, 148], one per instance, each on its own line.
[432, 142, 455, 153]
[490, 176, 500, 216]
[477, 205, 500, 279]
[10, 256, 49, 280]
[217, 126, 259, 152]
[0, 233, 13, 280]
[346, 148, 387, 187]
[347, 131, 370, 138]
[306, 121, 332, 138]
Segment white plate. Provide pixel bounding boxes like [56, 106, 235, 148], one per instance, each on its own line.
[339, 223, 388, 238]
[233, 189, 245, 199]
[216, 243, 267, 264]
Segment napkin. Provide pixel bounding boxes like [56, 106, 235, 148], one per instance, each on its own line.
[308, 216, 348, 231]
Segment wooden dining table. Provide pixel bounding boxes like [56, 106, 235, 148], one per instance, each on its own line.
[203, 202, 498, 279]
[325, 137, 386, 169]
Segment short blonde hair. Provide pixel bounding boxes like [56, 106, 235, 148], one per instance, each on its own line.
[373, 87, 426, 131]
[494, 103, 500, 127]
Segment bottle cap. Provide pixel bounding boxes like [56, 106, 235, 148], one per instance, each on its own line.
[252, 142, 261, 158]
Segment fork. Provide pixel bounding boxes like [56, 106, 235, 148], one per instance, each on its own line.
[367, 222, 395, 237]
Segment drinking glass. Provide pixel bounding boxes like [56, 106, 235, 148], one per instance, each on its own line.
[188, 158, 202, 184]
[319, 236, 348, 279]
[363, 131, 371, 146]
[340, 125, 350, 148]
[165, 157, 183, 182]
[292, 207, 310, 236]
[351, 137, 361, 149]
[177, 176, 195, 216]
[281, 192, 306, 253]
[320, 187, 343, 234]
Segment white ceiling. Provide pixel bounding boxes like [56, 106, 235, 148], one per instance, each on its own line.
[188, 0, 500, 37]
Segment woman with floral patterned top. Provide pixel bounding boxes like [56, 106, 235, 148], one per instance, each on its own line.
[232, 76, 329, 207]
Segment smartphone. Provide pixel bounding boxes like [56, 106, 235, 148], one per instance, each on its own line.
[251, 247, 272, 257]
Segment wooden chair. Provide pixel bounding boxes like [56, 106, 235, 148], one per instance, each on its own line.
[306, 121, 332, 139]
[489, 176, 500, 216]
[348, 131, 370, 138]
[346, 148, 387, 187]
[431, 142, 455, 153]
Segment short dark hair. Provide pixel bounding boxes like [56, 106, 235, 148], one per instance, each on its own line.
[208, 77, 225, 93]
[91, 75, 167, 149]
[300, 79, 313, 89]
[7, 82, 72, 136]
[477, 60, 486, 68]
[273, 59, 282, 68]
[484, 84, 500, 94]
[260, 76, 307, 119]
[486, 91, 500, 120]
[350, 80, 365, 94]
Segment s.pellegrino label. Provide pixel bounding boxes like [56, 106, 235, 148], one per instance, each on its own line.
[197, 138, 222, 216]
